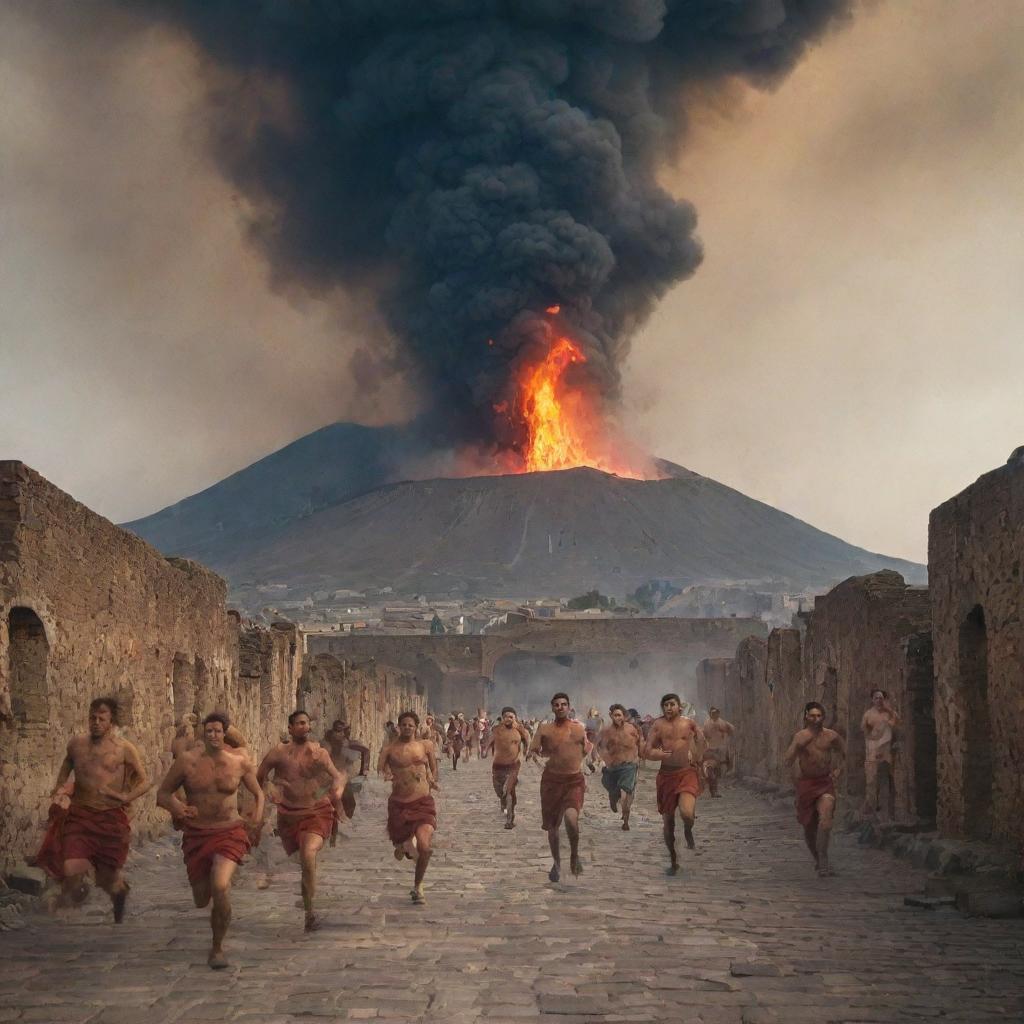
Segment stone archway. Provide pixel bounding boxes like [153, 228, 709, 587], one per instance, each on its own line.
[7, 607, 49, 724]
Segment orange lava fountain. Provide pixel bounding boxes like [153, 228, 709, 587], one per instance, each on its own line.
[506, 331, 656, 480]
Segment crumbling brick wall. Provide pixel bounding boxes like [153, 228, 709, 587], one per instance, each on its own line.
[726, 636, 768, 779]
[301, 653, 426, 762]
[763, 628, 804, 787]
[929, 450, 1024, 848]
[694, 658, 731, 717]
[801, 570, 932, 822]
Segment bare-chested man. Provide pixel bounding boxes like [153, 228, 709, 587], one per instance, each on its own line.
[528, 692, 587, 882]
[324, 719, 370, 826]
[156, 712, 263, 968]
[33, 697, 148, 922]
[258, 710, 345, 931]
[784, 701, 846, 878]
[598, 704, 642, 831]
[171, 713, 248, 758]
[701, 707, 735, 798]
[378, 711, 440, 903]
[861, 690, 899, 819]
[486, 707, 530, 829]
[645, 693, 705, 875]
[446, 713, 469, 770]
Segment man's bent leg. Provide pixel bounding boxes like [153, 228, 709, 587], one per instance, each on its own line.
[299, 833, 324, 930]
[505, 779, 517, 828]
[60, 858, 92, 907]
[815, 794, 836, 877]
[802, 818, 819, 867]
[208, 856, 239, 969]
[679, 793, 697, 849]
[411, 824, 433, 903]
[663, 812, 679, 875]
[565, 807, 582, 877]
[546, 823, 561, 882]
[95, 865, 129, 923]
[621, 789, 633, 830]
[862, 758, 879, 816]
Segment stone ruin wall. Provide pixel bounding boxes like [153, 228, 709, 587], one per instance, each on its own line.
[301, 653, 426, 762]
[929, 452, 1024, 850]
[0, 462, 405, 874]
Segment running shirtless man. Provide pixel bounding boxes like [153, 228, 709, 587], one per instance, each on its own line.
[486, 707, 530, 829]
[378, 711, 440, 904]
[156, 712, 264, 968]
[257, 710, 345, 931]
[597, 704, 642, 831]
[35, 697, 149, 921]
[784, 701, 846, 877]
[645, 693, 705, 875]
[860, 690, 899, 819]
[323, 719, 370, 826]
[701, 707, 735, 798]
[527, 692, 587, 882]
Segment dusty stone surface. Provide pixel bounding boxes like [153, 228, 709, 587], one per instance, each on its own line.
[929, 453, 1024, 849]
[1, 761, 1021, 1023]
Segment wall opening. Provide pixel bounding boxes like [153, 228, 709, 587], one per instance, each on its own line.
[905, 632, 937, 822]
[171, 654, 193, 722]
[821, 666, 839, 731]
[7, 607, 49, 724]
[959, 605, 992, 840]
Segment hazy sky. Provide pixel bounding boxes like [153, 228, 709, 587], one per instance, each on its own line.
[2, 2, 1021, 563]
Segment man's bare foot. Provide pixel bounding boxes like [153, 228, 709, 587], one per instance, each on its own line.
[411, 886, 425, 904]
[304, 913, 321, 932]
[208, 949, 229, 970]
[621, 821, 630, 831]
[684, 826, 696, 850]
[608, 792, 619, 812]
[256, 874, 271, 890]
[666, 862, 680, 876]
[570, 854, 583, 877]
[393, 845, 405, 861]
[112, 883, 129, 924]
[548, 863, 560, 883]
[504, 820, 515, 829]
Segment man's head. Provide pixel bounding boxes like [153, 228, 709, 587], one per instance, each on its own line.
[331, 719, 346, 732]
[425, 714, 434, 725]
[88, 697, 118, 738]
[660, 693, 682, 719]
[398, 711, 419, 739]
[288, 709, 311, 743]
[804, 701, 825, 729]
[501, 706, 517, 726]
[551, 692, 570, 721]
[609, 703, 626, 727]
[202, 711, 230, 749]
[457, 712, 466, 721]
[709, 706, 721, 720]
[870, 689, 886, 708]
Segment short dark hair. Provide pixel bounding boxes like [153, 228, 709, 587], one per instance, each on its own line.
[501, 706, 516, 715]
[203, 711, 230, 731]
[89, 697, 119, 723]
[609, 703, 626, 715]
[332, 719, 345, 729]
[660, 693, 681, 707]
[288, 709, 310, 725]
[551, 692, 570, 705]
[709, 706, 720, 714]
[628, 708, 640, 718]
[398, 710, 420, 726]
[871, 689, 886, 699]
[804, 701, 825, 715]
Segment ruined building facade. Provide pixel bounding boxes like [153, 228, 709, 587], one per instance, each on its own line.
[0, 463, 421, 873]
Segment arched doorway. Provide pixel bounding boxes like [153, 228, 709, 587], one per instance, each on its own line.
[959, 605, 992, 840]
[7, 607, 49, 724]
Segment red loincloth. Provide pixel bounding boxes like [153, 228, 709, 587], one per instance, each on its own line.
[180, 821, 251, 886]
[275, 799, 336, 856]
[30, 803, 131, 880]
[387, 794, 437, 844]
[796, 775, 836, 826]
[492, 761, 520, 800]
[540, 770, 585, 831]
[656, 767, 702, 815]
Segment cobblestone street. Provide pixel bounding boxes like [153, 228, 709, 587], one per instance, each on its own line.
[2, 759, 1022, 1024]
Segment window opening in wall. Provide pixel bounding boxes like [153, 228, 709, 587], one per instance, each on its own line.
[171, 654, 193, 722]
[7, 607, 48, 724]
[959, 605, 993, 841]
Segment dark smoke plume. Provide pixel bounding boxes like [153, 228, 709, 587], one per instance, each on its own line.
[138, 0, 853, 454]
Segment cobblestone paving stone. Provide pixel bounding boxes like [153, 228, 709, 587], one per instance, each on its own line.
[1, 759, 1022, 1023]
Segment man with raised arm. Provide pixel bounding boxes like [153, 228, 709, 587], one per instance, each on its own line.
[258, 710, 345, 931]
[701, 706, 735, 798]
[33, 697, 148, 922]
[378, 711, 439, 904]
[156, 712, 264, 969]
[860, 689, 899, 819]
[323, 719, 370, 825]
[598, 703, 642, 831]
[446, 713, 468, 770]
[486, 707, 531, 829]
[644, 693, 705, 876]
[528, 692, 587, 882]
[785, 701, 846, 877]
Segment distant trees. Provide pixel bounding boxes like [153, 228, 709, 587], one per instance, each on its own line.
[566, 590, 615, 611]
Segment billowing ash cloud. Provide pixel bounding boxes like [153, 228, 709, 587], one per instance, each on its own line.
[139, 0, 853, 452]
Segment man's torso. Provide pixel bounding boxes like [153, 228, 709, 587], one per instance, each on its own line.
[862, 709, 894, 760]
[386, 740, 432, 801]
[68, 734, 131, 810]
[181, 749, 247, 826]
[797, 729, 839, 779]
[269, 742, 331, 807]
[492, 724, 526, 766]
[600, 723, 639, 766]
[538, 722, 586, 774]
[653, 717, 698, 769]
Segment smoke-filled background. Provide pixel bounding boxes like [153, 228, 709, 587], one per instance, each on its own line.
[3, 1, 1023, 559]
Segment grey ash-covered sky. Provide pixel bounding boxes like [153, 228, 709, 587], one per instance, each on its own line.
[2, 1, 1022, 563]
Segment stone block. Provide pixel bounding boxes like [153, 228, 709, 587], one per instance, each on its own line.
[5, 866, 45, 896]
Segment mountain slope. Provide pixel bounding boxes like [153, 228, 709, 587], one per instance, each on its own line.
[124, 424, 925, 598]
